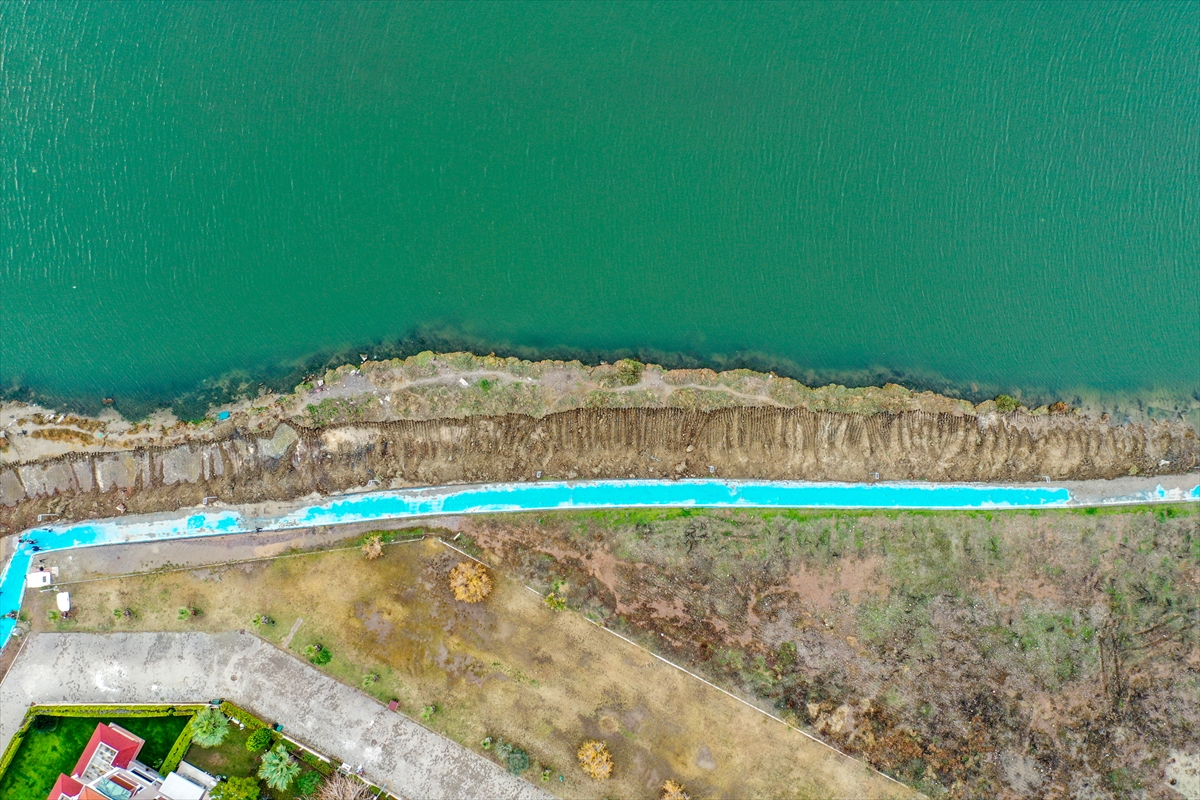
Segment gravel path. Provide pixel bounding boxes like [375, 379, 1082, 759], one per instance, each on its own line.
[0, 632, 551, 800]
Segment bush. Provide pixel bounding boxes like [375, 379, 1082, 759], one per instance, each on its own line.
[994, 394, 1020, 413]
[615, 359, 644, 385]
[296, 771, 323, 795]
[449, 561, 493, 603]
[246, 727, 273, 752]
[305, 643, 333, 665]
[577, 740, 613, 780]
[220, 701, 266, 730]
[495, 739, 530, 774]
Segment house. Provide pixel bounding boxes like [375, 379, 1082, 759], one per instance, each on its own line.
[45, 722, 212, 800]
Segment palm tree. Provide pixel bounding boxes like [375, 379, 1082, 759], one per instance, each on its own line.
[258, 742, 300, 791]
[190, 707, 230, 748]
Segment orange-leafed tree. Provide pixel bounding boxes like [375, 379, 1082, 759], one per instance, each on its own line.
[662, 779, 690, 800]
[577, 740, 613, 780]
[449, 561, 493, 603]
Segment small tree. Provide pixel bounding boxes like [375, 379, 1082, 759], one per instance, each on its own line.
[190, 707, 230, 748]
[210, 776, 260, 800]
[361, 535, 384, 560]
[449, 561, 492, 603]
[246, 727, 273, 752]
[662, 779, 691, 800]
[577, 740, 613, 780]
[259, 742, 301, 791]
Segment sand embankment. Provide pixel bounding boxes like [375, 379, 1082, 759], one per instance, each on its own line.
[2, 404, 1196, 535]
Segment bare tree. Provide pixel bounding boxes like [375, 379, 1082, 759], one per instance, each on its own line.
[317, 773, 373, 800]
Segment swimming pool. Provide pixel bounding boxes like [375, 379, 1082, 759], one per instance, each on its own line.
[2, 478, 1195, 646]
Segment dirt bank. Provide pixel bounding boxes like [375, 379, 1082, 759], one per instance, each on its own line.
[1, 404, 1197, 536]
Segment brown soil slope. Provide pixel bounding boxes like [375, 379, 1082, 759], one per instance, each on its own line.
[2, 407, 1197, 534]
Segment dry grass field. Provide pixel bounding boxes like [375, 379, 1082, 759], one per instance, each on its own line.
[30, 537, 909, 800]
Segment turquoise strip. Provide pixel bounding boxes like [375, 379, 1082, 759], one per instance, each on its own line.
[0, 479, 1076, 647]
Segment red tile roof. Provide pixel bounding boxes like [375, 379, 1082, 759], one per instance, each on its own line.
[71, 722, 145, 777]
[47, 774, 84, 800]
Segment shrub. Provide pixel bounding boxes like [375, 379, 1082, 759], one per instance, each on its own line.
[544, 592, 568, 611]
[420, 704, 437, 721]
[577, 740, 613, 780]
[246, 727, 273, 752]
[190, 707, 230, 748]
[615, 359, 643, 385]
[361, 673, 379, 688]
[305, 643, 333, 665]
[210, 777, 260, 800]
[259, 742, 301, 790]
[221, 701, 266, 730]
[495, 739, 530, 774]
[449, 561, 493, 603]
[994, 394, 1020, 413]
[662, 779, 691, 800]
[361, 535, 384, 560]
[296, 771, 323, 795]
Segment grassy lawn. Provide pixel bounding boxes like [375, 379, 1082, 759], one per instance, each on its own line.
[0, 714, 189, 800]
[31, 536, 903, 799]
[183, 725, 324, 799]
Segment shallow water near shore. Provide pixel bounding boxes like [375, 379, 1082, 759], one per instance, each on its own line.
[3, 1, 1198, 414]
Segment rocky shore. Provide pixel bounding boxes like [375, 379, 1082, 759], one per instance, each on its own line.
[2, 353, 1197, 535]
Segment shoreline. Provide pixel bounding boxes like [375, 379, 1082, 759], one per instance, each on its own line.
[5, 346, 1198, 432]
[4, 351, 1197, 466]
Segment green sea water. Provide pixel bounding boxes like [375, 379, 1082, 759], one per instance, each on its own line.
[2, 1, 1198, 417]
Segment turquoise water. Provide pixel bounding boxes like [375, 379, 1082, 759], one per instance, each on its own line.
[2, 1, 1198, 415]
[5, 477, 1198, 646]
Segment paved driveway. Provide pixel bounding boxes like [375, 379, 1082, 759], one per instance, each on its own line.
[0, 632, 550, 800]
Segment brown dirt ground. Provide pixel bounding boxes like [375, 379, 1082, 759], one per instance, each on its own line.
[29, 537, 911, 800]
[452, 505, 1200, 800]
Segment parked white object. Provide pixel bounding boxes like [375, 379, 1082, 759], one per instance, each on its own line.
[56, 591, 70, 613]
[26, 571, 52, 589]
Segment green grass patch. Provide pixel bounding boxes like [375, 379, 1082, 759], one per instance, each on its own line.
[0, 713, 190, 800]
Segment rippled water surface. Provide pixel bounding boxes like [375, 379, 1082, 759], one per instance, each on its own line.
[3, 1, 1197, 409]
